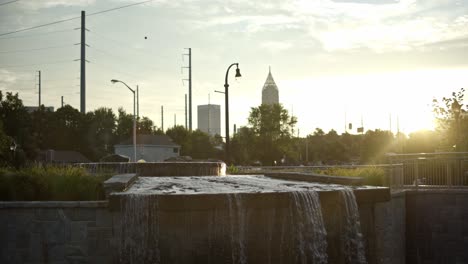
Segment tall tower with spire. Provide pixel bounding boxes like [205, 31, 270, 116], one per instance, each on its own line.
[262, 66, 279, 105]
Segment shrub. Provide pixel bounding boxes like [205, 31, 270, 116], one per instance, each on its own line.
[0, 166, 112, 201]
[314, 167, 386, 186]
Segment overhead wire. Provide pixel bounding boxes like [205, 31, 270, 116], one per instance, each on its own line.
[0, 0, 155, 37]
[0, 43, 75, 54]
[0, 0, 19, 7]
[1, 59, 75, 68]
[0, 28, 75, 40]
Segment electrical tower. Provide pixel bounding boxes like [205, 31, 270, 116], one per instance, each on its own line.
[182, 48, 192, 131]
[37, 70, 41, 106]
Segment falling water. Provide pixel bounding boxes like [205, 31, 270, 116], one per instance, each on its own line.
[289, 191, 328, 264]
[340, 189, 367, 264]
[119, 194, 160, 264]
[227, 194, 247, 264]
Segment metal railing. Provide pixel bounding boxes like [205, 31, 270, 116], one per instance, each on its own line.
[235, 153, 468, 191]
[235, 164, 404, 189]
[387, 152, 468, 189]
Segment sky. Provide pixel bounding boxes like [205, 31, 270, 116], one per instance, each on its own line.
[0, 0, 467, 137]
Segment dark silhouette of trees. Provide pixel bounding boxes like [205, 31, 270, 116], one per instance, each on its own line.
[231, 104, 297, 165]
[432, 88, 467, 151]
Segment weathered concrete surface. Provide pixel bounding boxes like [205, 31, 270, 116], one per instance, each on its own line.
[0, 201, 113, 264]
[103, 173, 137, 198]
[374, 191, 406, 264]
[406, 189, 468, 264]
[266, 172, 364, 186]
[78, 161, 226, 176]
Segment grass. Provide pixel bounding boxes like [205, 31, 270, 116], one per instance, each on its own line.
[0, 166, 112, 201]
[313, 167, 387, 186]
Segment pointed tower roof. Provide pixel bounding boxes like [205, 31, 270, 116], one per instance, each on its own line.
[262, 66, 279, 105]
[262, 66, 278, 91]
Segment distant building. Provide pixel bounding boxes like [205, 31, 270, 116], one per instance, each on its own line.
[114, 134, 180, 162]
[262, 67, 279, 105]
[25, 106, 54, 113]
[197, 104, 221, 136]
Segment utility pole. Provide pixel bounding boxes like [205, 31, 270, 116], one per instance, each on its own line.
[79, 10, 87, 114]
[182, 48, 192, 131]
[136, 85, 139, 119]
[185, 94, 187, 129]
[61, 96, 64, 108]
[37, 70, 41, 106]
[174, 114, 176, 128]
[161, 105, 164, 132]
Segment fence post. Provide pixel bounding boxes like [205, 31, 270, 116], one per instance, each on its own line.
[414, 159, 419, 189]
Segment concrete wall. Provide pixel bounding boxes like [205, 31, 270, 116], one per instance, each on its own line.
[406, 190, 468, 264]
[0, 201, 114, 264]
[374, 191, 406, 264]
[6, 188, 468, 264]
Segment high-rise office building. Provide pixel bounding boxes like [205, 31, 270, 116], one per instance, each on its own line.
[197, 104, 221, 136]
[262, 67, 279, 105]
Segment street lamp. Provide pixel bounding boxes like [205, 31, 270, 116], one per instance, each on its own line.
[111, 79, 137, 162]
[223, 63, 241, 164]
[452, 100, 462, 151]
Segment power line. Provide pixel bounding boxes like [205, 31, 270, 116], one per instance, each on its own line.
[0, 0, 19, 7]
[1, 59, 74, 68]
[87, 0, 154, 17]
[0, 43, 75, 54]
[0, 0, 155, 37]
[0, 28, 75, 40]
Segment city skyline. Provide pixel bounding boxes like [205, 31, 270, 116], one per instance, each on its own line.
[1, 0, 467, 136]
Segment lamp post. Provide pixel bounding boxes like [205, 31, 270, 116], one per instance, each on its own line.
[452, 100, 462, 151]
[111, 79, 137, 162]
[222, 63, 241, 164]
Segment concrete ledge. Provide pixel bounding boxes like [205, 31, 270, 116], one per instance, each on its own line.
[109, 187, 390, 211]
[78, 162, 226, 176]
[0, 201, 108, 208]
[103, 173, 138, 197]
[137, 162, 225, 176]
[265, 172, 364, 186]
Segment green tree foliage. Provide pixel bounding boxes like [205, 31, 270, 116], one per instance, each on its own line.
[432, 88, 467, 151]
[404, 130, 439, 153]
[0, 91, 32, 164]
[84, 107, 116, 160]
[165, 126, 221, 159]
[306, 129, 353, 164]
[231, 127, 256, 165]
[360, 130, 395, 164]
[233, 104, 297, 165]
[115, 107, 134, 143]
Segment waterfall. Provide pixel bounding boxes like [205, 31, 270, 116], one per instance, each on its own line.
[340, 189, 367, 264]
[228, 193, 247, 264]
[290, 191, 328, 264]
[119, 194, 160, 264]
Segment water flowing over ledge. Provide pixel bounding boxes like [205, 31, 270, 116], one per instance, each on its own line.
[115, 175, 378, 263]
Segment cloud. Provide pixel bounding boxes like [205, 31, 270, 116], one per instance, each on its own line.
[20, 0, 96, 10]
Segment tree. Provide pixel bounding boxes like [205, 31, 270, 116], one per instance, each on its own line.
[0, 91, 33, 162]
[138, 116, 155, 134]
[166, 126, 219, 159]
[231, 126, 256, 165]
[360, 129, 395, 164]
[115, 108, 134, 144]
[84, 107, 116, 160]
[404, 130, 439, 153]
[432, 88, 467, 151]
[247, 104, 297, 165]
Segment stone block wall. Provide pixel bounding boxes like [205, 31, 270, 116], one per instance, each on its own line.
[406, 190, 468, 264]
[0, 201, 114, 264]
[374, 191, 406, 264]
